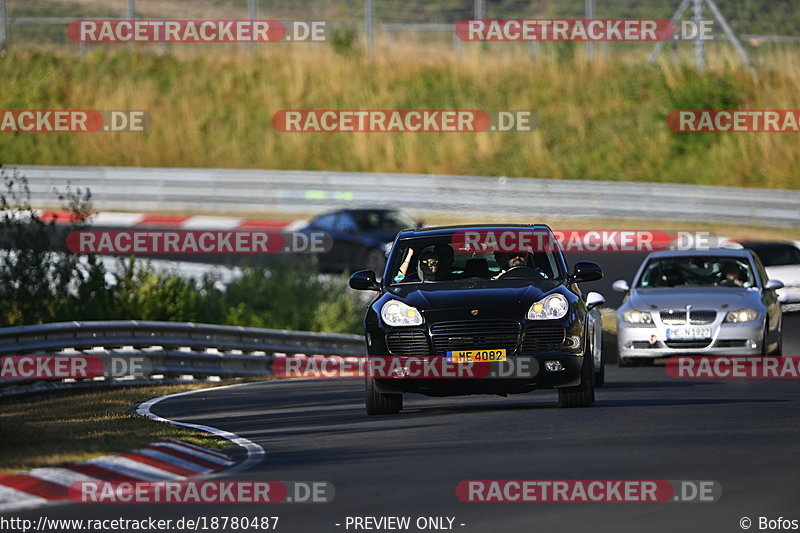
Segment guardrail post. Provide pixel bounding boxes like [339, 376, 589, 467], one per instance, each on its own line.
[1, 0, 9, 52]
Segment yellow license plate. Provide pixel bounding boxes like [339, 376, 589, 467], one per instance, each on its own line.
[447, 349, 507, 363]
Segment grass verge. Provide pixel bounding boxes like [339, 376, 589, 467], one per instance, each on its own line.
[2, 47, 799, 189]
[0, 382, 239, 474]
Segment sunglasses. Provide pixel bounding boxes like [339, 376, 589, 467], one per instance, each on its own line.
[421, 259, 439, 266]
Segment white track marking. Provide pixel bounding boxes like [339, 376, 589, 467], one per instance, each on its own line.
[149, 442, 234, 465]
[136, 383, 265, 473]
[27, 468, 99, 487]
[135, 449, 214, 474]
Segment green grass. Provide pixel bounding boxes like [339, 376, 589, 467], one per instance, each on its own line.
[1, 46, 799, 188]
[0, 383, 232, 473]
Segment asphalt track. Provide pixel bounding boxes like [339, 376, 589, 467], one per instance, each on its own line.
[5, 248, 800, 532]
[8, 313, 800, 533]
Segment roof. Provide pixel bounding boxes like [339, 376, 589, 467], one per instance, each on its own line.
[645, 248, 753, 259]
[396, 224, 553, 239]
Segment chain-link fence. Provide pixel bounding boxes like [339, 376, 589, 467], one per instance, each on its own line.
[1, 0, 798, 66]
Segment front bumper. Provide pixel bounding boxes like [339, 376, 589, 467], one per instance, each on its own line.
[372, 354, 584, 395]
[617, 318, 763, 359]
[366, 314, 586, 395]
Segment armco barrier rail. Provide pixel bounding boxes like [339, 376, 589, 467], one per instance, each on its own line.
[9, 164, 800, 228]
[0, 321, 366, 396]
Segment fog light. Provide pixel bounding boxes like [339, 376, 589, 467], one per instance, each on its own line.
[545, 361, 564, 372]
[748, 339, 757, 349]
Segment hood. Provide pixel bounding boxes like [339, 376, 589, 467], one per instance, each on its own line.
[765, 265, 800, 286]
[391, 281, 561, 312]
[629, 287, 757, 311]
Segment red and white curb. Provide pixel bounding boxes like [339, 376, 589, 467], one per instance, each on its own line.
[0, 384, 265, 513]
[9, 210, 308, 231]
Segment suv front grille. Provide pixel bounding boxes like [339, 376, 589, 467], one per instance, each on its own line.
[386, 330, 430, 357]
[430, 320, 520, 357]
[521, 326, 566, 352]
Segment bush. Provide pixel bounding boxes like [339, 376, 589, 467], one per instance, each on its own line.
[0, 168, 367, 334]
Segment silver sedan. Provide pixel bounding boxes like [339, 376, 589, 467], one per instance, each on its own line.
[613, 249, 784, 366]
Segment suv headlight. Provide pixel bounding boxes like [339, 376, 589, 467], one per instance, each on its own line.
[381, 300, 423, 326]
[527, 294, 568, 320]
[724, 308, 758, 323]
[622, 310, 653, 324]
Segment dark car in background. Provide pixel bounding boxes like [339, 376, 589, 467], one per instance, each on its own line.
[349, 225, 603, 414]
[301, 208, 420, 276]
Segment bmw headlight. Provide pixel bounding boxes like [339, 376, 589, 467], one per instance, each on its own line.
[621, 310, 653, 324]
[381, 300, 423, 326]
[527, 294, 569, 320]
[724, 308, 758, 323]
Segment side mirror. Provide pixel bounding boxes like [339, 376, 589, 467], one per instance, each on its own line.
[571, 261, 603, 283]
[612, 279, 630, 293]
[349, 270, 381, 291]
[585, 291, 606, 310]
[765, 279, 784, 291]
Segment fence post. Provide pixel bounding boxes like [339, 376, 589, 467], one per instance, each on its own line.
[585, 0, 595, 60]
[692, 0, 705, 70]
[474, 0, 485, 20]
[0, 0, 7, 52]
[364, 0, 373, 57]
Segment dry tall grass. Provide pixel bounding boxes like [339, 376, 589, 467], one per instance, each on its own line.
[1, 44, 799, 188]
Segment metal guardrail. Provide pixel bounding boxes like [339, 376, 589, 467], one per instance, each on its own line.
[0, 321, 366, 396]
[11, 164, 800, 228]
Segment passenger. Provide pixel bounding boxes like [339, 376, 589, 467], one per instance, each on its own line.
[418, 250, 441, 281]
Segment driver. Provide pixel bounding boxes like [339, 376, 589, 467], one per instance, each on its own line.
[493, 251, 528, 278]
[720, 262, 745, 287]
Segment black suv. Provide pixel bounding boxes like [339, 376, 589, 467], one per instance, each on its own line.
[349, 225, 603, 414]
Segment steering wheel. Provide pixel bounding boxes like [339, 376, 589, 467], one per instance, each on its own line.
[496, 265, 542, 279]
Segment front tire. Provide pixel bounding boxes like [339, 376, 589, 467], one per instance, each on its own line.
[594, 359, 605, 387]
[558, 351, 595, 408]
[365, 376, 402, 415]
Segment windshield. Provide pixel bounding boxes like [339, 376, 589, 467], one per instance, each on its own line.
[636, 256, 756, 289]
[388, 235, 564, 285]
[352, 210, 416, 233]
[748, 244, 800, 266]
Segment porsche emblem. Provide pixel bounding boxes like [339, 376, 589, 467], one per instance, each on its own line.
[470, 309, 479, 316]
